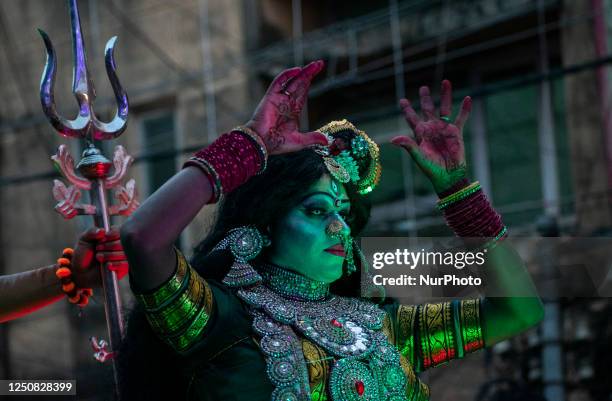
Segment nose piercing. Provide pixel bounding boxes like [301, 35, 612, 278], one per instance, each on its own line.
[326, 220, 344, 238]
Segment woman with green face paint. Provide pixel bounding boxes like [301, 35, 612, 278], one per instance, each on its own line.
[118, 62, 543, 401]
[267, 174, 352, 284]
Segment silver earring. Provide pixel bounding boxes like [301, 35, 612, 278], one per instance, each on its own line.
[213, 226, 267, 287]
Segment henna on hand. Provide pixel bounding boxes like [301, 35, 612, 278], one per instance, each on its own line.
[266, 126, 287, 151]
[246, 61, 328, 154]
[391, 80, 472, 194]
[264, 99, 299, 151]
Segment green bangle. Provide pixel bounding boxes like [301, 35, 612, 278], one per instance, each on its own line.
[458, 298, 484, 354]
[452, 300, 465, 359]
[138, 250, 215, 354]
[135, 249, 190, 311]
[437, 181, 481, 210]
[480, 225, 508, 251]
[419, 302, 456, 369]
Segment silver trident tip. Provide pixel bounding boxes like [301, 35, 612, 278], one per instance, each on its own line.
[38, 0, 129, 141]
[94, 35, 128, 140]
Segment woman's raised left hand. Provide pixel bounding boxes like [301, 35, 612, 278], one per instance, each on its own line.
[391, 80, 472, 194]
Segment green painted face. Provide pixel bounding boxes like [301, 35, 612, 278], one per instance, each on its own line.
[267, 174, 351, 283]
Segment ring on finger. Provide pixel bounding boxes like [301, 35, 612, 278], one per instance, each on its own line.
[440, 115, 451, 123]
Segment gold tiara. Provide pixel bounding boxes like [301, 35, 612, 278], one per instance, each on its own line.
[314, 119, 381, 195]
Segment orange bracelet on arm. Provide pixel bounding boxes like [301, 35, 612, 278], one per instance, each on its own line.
[55, 248, 93, 307]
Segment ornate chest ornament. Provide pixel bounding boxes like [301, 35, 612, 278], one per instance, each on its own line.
[237, 283, 410, 401]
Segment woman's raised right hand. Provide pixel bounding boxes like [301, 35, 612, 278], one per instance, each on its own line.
[245, 60, 329, 155]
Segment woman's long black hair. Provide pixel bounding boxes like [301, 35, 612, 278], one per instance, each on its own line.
[118, 148, 373, 400]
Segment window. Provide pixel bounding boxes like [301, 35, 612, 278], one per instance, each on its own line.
[141, 112, 182, 248]
[142, 113, 176, 193]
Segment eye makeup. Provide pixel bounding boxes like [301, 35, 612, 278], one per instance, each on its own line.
[302, 200, 350, 220]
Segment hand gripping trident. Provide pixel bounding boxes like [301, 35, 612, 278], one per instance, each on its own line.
[38, 0, 137, 392]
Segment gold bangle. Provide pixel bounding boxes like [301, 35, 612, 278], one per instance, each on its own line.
[138, 250, 215, 354]
[183, 156, 223, 203]
[418, 302, 456, 369]
[459, 298, 484, 354]
[135, 248, 189, 311]
[437, 181, 481, 210]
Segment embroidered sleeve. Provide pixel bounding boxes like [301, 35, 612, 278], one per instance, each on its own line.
[392, 299, 484, 372]
[134, 249, 214, 354]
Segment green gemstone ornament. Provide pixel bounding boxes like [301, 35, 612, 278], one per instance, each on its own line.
[335, 151, 361, 183]
[351, 135, 369, 159]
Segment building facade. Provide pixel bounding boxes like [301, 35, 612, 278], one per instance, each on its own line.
[0, 1, 611, 400]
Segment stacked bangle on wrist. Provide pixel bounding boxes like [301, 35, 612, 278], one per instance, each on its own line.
[184, 128, 268, 204]
[232, 125, 268, 173]
[55, 248, 93, 307]
[437, 181, 481, 210]
[439, 181, 507, 247]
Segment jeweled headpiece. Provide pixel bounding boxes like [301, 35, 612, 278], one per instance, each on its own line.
[313, 119, 381, 195]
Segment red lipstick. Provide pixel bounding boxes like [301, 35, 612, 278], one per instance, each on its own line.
[325, 244, 345, 257]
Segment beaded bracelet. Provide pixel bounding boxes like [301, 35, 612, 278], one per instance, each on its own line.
[55, 248, 93, 307]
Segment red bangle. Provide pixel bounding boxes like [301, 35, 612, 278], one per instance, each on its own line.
[441, 184, 506, 240]
[183, 130, 266, 203]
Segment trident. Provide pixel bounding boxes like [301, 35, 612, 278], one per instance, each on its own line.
[38, 0, 138, 391]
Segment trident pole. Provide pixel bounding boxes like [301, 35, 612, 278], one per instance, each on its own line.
[38, 0, 138, 396]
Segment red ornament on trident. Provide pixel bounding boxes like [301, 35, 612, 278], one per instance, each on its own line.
[38, 0, 138, 392]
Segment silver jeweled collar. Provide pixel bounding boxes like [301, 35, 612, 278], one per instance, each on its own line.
[257, 262, 330, 301]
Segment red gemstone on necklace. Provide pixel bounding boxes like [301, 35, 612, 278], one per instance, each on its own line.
[331, 318, 342, 328]
[355, 380, 365, 396]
